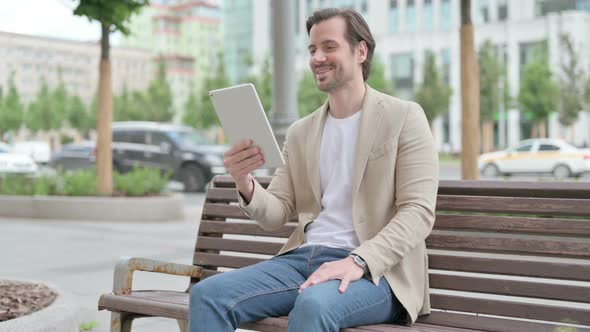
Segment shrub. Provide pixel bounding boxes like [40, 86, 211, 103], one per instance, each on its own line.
[114, 167, 171, 197]
[0, 175, 35, 195]
[57, 170, 97, 196]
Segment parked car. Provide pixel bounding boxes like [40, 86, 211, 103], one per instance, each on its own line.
[49, 141, 96, 171]
[478, 138, 590, 178]
[0, 142, 39, 175]
[112, 122, 227, 192]
[11, 141, 51, 165]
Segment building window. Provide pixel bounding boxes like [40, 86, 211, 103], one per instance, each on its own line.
[440, 0, 452, 29]
[391, 53, 414, 99]
[360, 0, 368, 16]
[389, 0, 399, 32]
[406, 0, 416, 32]
[479, 0, 489, 23]
[498, 0, 508, 21]
[333, 0, 354, 8]
[423, 0, 433, 30]
[440, 48, 451, 84]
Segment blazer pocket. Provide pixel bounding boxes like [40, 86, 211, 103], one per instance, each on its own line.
[368, 139, 398, 161]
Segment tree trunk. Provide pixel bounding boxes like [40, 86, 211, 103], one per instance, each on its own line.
[96, 23, 113, 195]
[538, 121, 547, 138]
[482, 121, 494, 152]
[460, 0, 480, 180]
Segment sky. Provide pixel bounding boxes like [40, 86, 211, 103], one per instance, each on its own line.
[0, 0, 121, 44]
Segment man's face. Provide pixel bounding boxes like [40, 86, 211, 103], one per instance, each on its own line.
[308, 17, 365, 92]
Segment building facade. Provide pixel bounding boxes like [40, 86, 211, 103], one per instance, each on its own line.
[122, 0, 222, 122]
[223, 0, 590, 151]
[0, 31, 152, 106]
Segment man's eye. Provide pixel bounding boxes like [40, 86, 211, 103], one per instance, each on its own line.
[309, 50, 316, 55]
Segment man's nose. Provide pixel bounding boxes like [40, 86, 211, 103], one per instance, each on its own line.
[311, 50, 326, 63]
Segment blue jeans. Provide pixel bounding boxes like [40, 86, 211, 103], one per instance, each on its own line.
[189, 245, 403, 331]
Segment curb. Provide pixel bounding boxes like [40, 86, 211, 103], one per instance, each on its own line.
[0, 193, 184, 222]
[0, 282, 80, 332]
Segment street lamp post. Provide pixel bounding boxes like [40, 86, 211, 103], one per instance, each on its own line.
[270, 0, 299, 149]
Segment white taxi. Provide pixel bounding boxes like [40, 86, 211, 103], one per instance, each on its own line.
[0, 143, 39, 175]
[478, 139, 590, 178]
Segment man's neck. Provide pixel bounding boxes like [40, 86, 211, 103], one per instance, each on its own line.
[327, 79, 366, 119]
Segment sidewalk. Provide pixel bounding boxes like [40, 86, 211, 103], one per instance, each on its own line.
[0, 197, 204, 332]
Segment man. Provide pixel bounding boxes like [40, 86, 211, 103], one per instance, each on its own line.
[189, 8, 438, 331]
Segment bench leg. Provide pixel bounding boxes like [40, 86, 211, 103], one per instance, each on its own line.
[110, 312, 134, 332]
[177, 319, 188, 332]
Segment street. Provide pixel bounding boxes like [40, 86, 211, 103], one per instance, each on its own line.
[1, 163, 590, 332]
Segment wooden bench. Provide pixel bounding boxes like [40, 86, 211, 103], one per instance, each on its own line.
[99, 175, 590, 332]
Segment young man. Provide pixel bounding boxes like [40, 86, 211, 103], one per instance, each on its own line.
[189, 8, 438, 331]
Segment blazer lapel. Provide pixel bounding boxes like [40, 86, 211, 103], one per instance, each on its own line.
[306, 101, 329, 205]
[352, 87, 384, 200]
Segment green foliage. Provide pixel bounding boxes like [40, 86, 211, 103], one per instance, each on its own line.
[115, 86, 149, 121]
[558, 33, 586, 127]
[67, 94, 95, 137]
[79, 321, 99, 332]
[25, 78, 54, 132]
[414, 51, 452, 125]
[73, 0, 148, 35]
[0, 175, 35, 195]
[478, 40, 504, 122]
[585, 76, 590, 109]
[144, 62, 174, 122]
[518, 45, 559, 125]
[298, 71, 327, 117]
[191, 52, 230, 129]
[0, 72, 24, 137]
[182, 86, 199, 127]
[366, 56, 394, 96]
[246, 56, 272, 114]
[59, 169, 98, 196]
[114, 167, 171, 196]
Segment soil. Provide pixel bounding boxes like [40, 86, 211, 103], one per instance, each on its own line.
[0, 280, 57, 322]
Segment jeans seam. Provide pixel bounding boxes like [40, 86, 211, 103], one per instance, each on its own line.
[306, 245, 316, 276]
[336, 295, 390, 327]
[225, 285, 300, 315]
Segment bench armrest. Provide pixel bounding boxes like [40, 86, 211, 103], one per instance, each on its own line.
[113, 257, 202, 295]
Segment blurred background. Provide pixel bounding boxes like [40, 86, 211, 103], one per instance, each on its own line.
[0, 0, 590, 185]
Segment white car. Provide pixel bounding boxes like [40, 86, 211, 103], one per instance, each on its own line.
[0, 143, 39, 175]
[478, 138, 590, 178]
[11, 140, 51, 165]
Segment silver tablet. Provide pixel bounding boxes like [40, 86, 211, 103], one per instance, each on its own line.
[209, 83, 285, 168]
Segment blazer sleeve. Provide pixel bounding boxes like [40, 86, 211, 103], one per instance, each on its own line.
[237, 127, 297, 231]
[352, 102, 439, 284]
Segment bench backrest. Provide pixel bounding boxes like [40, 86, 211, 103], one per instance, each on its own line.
[193, 176, 590, 332]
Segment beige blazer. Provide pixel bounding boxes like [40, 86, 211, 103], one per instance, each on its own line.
[238, 86, 439, 324]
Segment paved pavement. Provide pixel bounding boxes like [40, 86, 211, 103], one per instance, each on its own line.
[0, 195, 206, 332]
[1, 163, 589, 331]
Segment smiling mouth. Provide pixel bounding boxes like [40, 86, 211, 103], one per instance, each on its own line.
[315, 67, 332, 76]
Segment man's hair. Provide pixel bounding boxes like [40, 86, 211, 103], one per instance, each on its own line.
[306, 8, 376, 82]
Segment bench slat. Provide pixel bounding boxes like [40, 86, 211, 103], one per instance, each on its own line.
[429, 273, 590, 303]
[98, 291, 188, 320]
[437, 195, 590, 216]
[431, 293, 590, 324]
[435, 214, 590, 237]
[429, 253, 590, 281]
[198, 220, 295, 238]
[205, 188, 239, 203]
[196, 236, 283, 255]
[202, 203, 249, 220]
[194, 252, 265, 269]
[427, 232, 590, 258]
[418, 311, 590, 332]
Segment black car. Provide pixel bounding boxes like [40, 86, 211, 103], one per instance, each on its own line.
[49, 141, 96, 171]
[112, 122, 227, 192]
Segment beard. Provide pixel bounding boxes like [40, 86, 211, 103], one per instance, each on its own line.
[314, 64, 353, 92]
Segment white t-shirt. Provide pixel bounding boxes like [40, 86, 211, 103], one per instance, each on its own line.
[302, 110, 361, 251]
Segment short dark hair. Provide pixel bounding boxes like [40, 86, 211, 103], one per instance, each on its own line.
[306, 8, 376, 81]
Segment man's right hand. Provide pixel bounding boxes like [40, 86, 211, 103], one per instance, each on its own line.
[223, 139, 265, 203]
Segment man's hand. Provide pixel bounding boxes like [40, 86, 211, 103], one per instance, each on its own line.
[224, 139, 265, 203]
[299, 256, 364, 294]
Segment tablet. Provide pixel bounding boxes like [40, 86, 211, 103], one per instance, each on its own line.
[209, 83, 285, 168]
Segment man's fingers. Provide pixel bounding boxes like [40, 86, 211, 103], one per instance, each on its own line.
[235, 155, 265, 176]
[225, 139, 253, 156]
[225, 146, 261, 168]
[338, 278, 350, 293]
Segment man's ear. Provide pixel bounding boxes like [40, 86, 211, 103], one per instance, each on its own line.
[358, 40, 368, 63]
